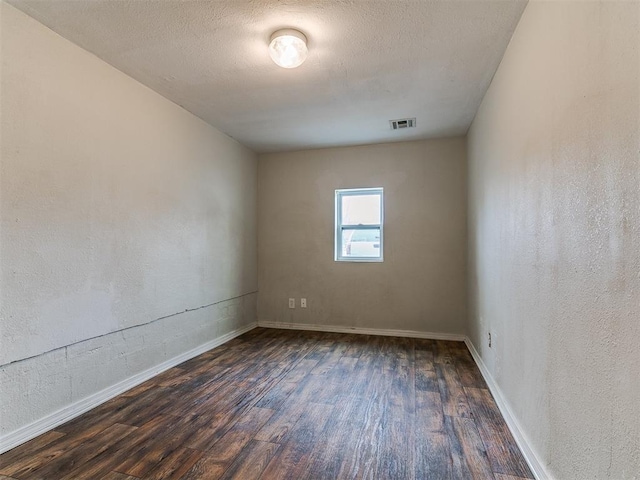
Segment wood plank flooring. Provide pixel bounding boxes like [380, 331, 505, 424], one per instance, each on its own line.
[0, 328, 533, 479]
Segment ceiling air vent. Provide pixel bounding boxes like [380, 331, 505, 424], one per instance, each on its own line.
[390, 118, 416, 130]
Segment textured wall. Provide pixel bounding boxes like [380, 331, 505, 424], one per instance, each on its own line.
[258, 139, 467, 334]
[0, 3, 257, 438]
[467, 1, 640, 478]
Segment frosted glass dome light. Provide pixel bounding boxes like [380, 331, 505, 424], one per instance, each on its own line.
[269, 29, 308, 69]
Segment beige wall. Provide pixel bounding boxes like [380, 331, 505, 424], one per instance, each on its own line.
[0, 2, 257, 442]
[258, 139, 467, 334]
[468, 1, 640, 478]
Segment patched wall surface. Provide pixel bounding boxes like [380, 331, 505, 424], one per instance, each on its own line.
[1, 3, 257, 441]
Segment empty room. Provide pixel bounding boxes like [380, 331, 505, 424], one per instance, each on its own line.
[0, 0, 638, 479]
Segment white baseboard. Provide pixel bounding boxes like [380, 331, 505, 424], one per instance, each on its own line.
[0, 322, 257, 454]
[2, 320, 550, 480]
[258, 320, 466, 342]
[464, 338, 552, 480]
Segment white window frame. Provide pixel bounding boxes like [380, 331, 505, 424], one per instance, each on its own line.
[335, 187, 384, 262]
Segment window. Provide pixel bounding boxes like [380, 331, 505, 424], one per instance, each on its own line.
[335, 187, 383, 262]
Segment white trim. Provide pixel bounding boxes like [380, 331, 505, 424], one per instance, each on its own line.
[258, 320, 466, 341]
[0, 322, 257, 454]
[1, 320, 550, 480]
[464, 338, 552, 480]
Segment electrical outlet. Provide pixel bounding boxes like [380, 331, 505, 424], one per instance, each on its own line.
[301, 298, 307, 308]
[488, 332, 492, 348]
[288, 298, 295, 309]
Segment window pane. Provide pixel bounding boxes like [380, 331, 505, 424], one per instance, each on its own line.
[341, 194, 380, 225]
[341, 228, 381, 258]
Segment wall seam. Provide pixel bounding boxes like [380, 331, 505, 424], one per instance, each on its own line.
[1, 290, 258, 368]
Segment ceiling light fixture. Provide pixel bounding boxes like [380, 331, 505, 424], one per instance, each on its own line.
[269, 28, 308, 69]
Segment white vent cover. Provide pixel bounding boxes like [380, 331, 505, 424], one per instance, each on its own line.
[390, 118, 416, 130]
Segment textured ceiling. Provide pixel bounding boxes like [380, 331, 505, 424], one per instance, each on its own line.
[8, 0, 527, 153]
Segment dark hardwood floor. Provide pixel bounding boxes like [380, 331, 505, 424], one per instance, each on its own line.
[0, 328, 533, 479]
